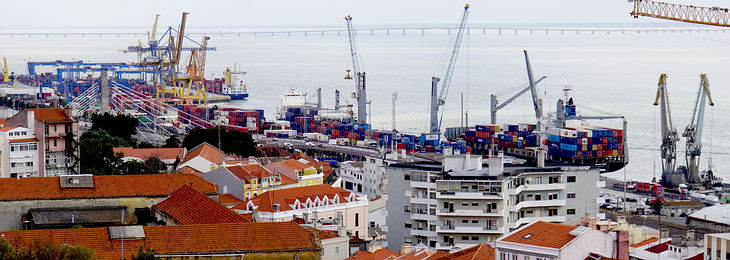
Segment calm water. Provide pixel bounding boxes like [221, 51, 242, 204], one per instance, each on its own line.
[2, 27, 730, 182]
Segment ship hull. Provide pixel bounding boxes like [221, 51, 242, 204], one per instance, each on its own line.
[227, 93, 249, 100]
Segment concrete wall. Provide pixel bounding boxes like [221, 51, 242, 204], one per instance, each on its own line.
[258, 203, 369, 240]
[386, 166, 412, 250]
[200, 167, 247, 200]
[559, 229, 616, 259]
[320, 235, 349, 260]
[563, 168, 600, 224]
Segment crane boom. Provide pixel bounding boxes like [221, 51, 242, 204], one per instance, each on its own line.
[345, 15, 367, 126]
[199, 36, 210, 81]
[490, 76, 547, 124]
[683, 74, 715, 183]
[654, 74, 681, 187]
[631, 0, 730, 27]
[430, 3, 470, 134]
[150, 14, 160, 42]
[524, 50, 543, 120]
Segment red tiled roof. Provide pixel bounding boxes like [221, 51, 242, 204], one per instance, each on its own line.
[431, 244, 494, 260]
[180, 142, 224, 166]
[0, 174, 217, 201]
[0, 126, 18, 131]
[27, 108, 73, 123]
[499, 221, 580, 249]
[397, 248, 437, 260]
[346, 248, 400, 260]
[219, 193, 244, 205]
[631, 237, 659, 248]
[113, 147, 185, 161]
[426, 251, 450, 260]
[235, 184, 355, 212]
[304, 227, 340, 240]
[177, 166, 202, 174]
[153, 185, 249, 225]
[225, 164, 275, 181]
[276, 158, 313, 171]
[9, 138, 38, 143]
[0, 222, 321, 259]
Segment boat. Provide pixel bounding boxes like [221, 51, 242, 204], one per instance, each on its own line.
[222, 68, 248, 100]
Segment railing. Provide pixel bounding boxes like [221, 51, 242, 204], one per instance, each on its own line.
[437, 209, 503, 216]
[436, 191, 502, 199]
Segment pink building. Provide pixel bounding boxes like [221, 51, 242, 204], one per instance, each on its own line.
[235, 184, 369, 239]
[7, 108, 78, 177]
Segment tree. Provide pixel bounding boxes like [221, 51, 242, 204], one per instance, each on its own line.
[79, 130, 130, 175]
[163, 135, 181, 148]
[0, 238, 95, 260]
[138, 142, 155, 148]
[91, 112, 139, 140]
[131, 246, 155, 260]
[649, 199, 663, 215]
[144, 157, 166, 174]
[183, 126, 258, 157]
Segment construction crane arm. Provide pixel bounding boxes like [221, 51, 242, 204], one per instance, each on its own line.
[524, 50, 543, 119]
[495, 76, 547, 111]
[437, 4, 470, 106]
[631, 0, 730, 27]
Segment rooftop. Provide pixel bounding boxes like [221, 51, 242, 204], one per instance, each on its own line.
[113, 147, 186, 161]
[346, 248, 399, 260]
[179, 142, 224, 166]
[236, 184, 356, 212]
[689, 204, 730, 225]
[430, 244, 494, 260]
[0, 174, 217, 201]
[498, 221, 582, 249]
[152, 185, 249, 225]
[27, 108, 73, 123]
[218, 193, 244, 206]
[0, 222, 321, 259]
[662, 200, 705, 207]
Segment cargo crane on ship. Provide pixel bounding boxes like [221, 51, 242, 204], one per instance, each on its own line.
[344, 15, 368, 127]
[429, 4, 470, 137]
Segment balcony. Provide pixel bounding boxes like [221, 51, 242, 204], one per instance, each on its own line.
[436, 243, 481, 252]
[511, 215, 566, 227]
[436, 209, 503, 217]
[436, 225, 504, 234]
[410, 197, 434, 205]
[411, 212, 437, 221]
[410, 229, 434, 237]
[436, 191, 502, 200]
[410, 180, 436, 189]
[509, 199, 566, 211]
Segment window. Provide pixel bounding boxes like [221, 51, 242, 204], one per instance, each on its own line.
[567, 209, 576, 215]
[405, 222, 412, 228]
[567, 193, 576, 199]
[567, 176, 576, 182]
[404, 205, 411, 212]
[461, 219, 469, 224]
[471, 202, 479, 206]
[355, 213, 359, 227]
[548, 193, 558, 200]
[10, 163, 15, 168]
[355, 231, 359, 238]
[472, 236, 479, 241]
[53, 139, 57, 147]
[461, 236, 469, 241]
[548, 209, 558, 216]
[370, 221, 376, 228]
[471, 219, 479, 224]
[462, 202, 470, 206]
[404, 173, 410, 180]
[26, 162, 33, 167]
[335, 246, 339, 254]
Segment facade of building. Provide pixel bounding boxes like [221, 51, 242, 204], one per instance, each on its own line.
[705, 233, 730, 260]
[265, 158, 324, 187]
[0, 125, 40, 178]
[0, 174, 218, 230]
[7, 108, 78, 177]
[660, 200, 705, 217]
[494, 220, 621, 260]
[385, 154, 601, 251]
[113, 147, 186, 173]
[236, 184, 369, 240]
[175, 142, 224, 173]
[201, 162, 298, 200]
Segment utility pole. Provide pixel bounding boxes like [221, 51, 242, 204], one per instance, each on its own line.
[392, 92, 398, 131]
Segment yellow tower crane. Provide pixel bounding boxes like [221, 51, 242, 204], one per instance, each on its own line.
[631, 0, 730, 27]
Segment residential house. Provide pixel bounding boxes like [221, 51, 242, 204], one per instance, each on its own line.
[112, 147, 186, 173]
[346, 248, 399, 260]
[176, 142, 224, 173]
[236, 184, 369, 239]
[428, 244, 494, 260]
[307, 227, 351, 260]
[368, 195, 387, 247]
[0, 174, 218, 230]
[201, 163, 298, 200]
[0, 222, 325, 259]
[265, 158, 324, 187]
[152, 185, 249, 225]
[7, 108, 78, 176]
[0, 125, 40, 178]
[494, 220, 623, 260]
[292, 151, 335, 180]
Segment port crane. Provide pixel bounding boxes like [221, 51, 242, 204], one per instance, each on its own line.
[344, 15, 368, 127]
[490, 50, 546, 124]
[631, 0, 730, 27]
[430, 4, 470, 135]
[654, 74, 683, 187]
[682, 74, 715, 184]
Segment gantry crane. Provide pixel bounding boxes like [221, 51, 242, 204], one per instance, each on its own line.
[681, 74, 714, 184]
[631, 0, 730, 27]
[430, 4, 469, 135]
[654, 74, 683, 187]
[345, 15, 367, 127]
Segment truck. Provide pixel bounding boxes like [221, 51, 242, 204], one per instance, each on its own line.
[636, 182, 663, 196]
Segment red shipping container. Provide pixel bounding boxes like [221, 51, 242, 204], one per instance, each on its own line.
[466, 146, 472, 153]
[397, 143, 405, 149]
[475, 131, 490, 138]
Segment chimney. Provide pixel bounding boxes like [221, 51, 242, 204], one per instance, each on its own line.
[686, 229, 695, 240]
[27, 111, 35, 131]
[400, 243, 412, 255]
[613, 230, 629, 260]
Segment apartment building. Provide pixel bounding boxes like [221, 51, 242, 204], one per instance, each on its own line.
[385, 154, 602, 251]
[0, 125, 40, 178]
[705, 233, 730, 260]
[7, 108, 78, 176]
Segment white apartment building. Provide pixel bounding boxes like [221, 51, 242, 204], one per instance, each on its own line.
[0, 126, 40, 178]
[386, 154, 602, 252]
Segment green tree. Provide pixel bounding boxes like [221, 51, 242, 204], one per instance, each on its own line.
[79, 130, 130, 175]
[138, 142, 155, 148]
[144, 157, 166, 174]
[182, 126, 258, 157]
[649, 199, 663, 215]
[162, 135, 181, 148]
[131, 246, 155, 260]
[0, 238, 95, 260]
[91, 112, 139, 140]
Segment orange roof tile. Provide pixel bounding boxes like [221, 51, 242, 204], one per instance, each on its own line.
[27, 108, 73, 123]
[9, 137, 38, 143]
[276, 158, 313, 171]
[0, 174, 217, 201]
[153, 185, 249, 225]
[346, 248, 400, 260]
[631, 237, 659, 248]
[113, 147, 185, 161]
[280, 174, 297, 185]
[304, 227, 340, 240]
[236, 184, 356, 212]
[225, 164, 275, 181]
[0, 222, 321, 259]
[499, 221, 580, 249]
[0, 126, 18, 131]
[177, 166, 202, 174]
[426, 251, 450, 260]
[180, 142, 224, 166]
[431, 244, 494, 260]
[0, 118, 7, 126]
[397, 248, 437, 260]
[219, 193, 244, 205]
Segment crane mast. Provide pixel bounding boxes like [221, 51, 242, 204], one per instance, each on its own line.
[430, 4, 470, 134]
[682, 74, 714, 183]
[654, 74, 681, 186]
[345, 15, 367, 126]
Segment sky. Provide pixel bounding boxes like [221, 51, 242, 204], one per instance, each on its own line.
[2, 0, 729, 29]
